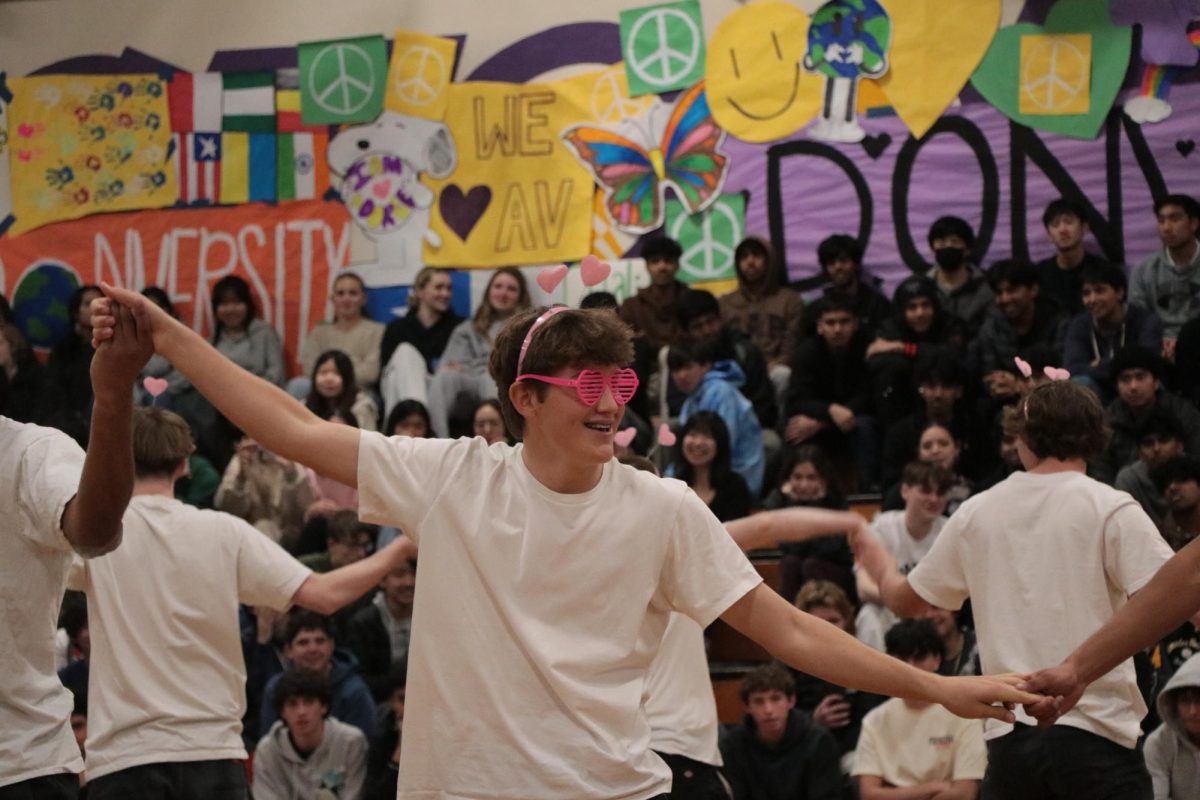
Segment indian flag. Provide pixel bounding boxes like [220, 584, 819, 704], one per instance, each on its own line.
[276, 132, 331, 201]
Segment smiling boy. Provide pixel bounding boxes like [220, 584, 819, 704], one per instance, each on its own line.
[91, 286, 1035, 800]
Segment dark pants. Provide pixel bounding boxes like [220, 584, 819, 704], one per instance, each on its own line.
[86, 760, 247, 800]
[981, 724, 1152, 800]
[0, 775, 78, 800]
[654, 752, 731, 800]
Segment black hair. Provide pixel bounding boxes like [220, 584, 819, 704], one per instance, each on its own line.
[579, 291, 618, 310]
[0, 293, 11, 326]
[210, 275, 258, 343]
[273, 667, 332, 715]
[642, 236, 683, 263]
[284, 609, 335, 646]
[927, 216, 976, 249]
[1111, 346, 1164, 381]
[385, 399, 433, 438]
[809, 292, 857, 322]
[817, 234, 864, 269]
[1138, 411, 1186, 445]
[677, 411, 735, 488]
[140, 286, 178, 317]
[1042, 198, 1088, 229]
[1155, 194, 1200, 220]
[890, 276, 945, 335]
[778, 444, 846, 508]
[667, 337, 722, 371]
[305, 349, 358, 421]
[913, 351, 965, 388]
[885, 618, 945, 662]
[68, 284, 102, 326]
[985, 259, 1039, 291]
[1080, 262, 1127, 297]
[1154, 456, 1200, 493]
[675, 289, 721, 328]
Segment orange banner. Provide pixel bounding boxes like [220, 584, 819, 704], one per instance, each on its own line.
[0, 200, 352, 374]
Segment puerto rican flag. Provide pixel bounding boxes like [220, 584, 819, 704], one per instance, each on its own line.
[173, 132, 222, 205]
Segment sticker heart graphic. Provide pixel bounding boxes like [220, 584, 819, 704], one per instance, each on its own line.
[860, 133, 892, 159]
[970, 0, 1132, 140]
[579, 254, 611, 286]
[875, 0, 1002, 139]
[438, 184, 491, 242]
[536, 264, 569, 293]
[17, 123, 35, 138]
[613, 428, 637, 448]
[1177, 139, 1196, 158]
[371, 179, 393, 200]
[657, 423, 677, 448]
[142, 377, 169, 398]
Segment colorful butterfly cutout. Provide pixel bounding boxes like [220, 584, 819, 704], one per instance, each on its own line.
[560, 81, 729, 235]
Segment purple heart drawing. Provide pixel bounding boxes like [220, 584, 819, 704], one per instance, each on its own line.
[439, 185, 491, 242]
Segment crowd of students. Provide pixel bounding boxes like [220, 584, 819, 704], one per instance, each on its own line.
[3, 192, 1200, 800]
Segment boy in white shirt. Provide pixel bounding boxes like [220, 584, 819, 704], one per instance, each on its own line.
[854, 618, 986, 800]
[91, 287, 1036, 800]
[1, 302, 151, 799]
[857, 380, 1176, 799]
[70, 407, 413, 800]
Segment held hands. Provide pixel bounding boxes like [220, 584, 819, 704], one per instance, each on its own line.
[1019, 661, 1085, 727]
[935, 673, 1040, 723]
[90, 289, 155, 394]
[90, 282, 175, 352]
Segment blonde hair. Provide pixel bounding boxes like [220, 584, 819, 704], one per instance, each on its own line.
[473, 267, 531, 339]
[794, 580, 856, 635]
[406, 267, 449, 311]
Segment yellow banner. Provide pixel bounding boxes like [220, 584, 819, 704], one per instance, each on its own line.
[425, 79, 595, 267]
[6, 74, 176, 236]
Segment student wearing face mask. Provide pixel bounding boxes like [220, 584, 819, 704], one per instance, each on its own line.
[925, 217, 993, 338]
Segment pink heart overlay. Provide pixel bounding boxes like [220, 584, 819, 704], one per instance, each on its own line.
[613, 428, 637, 448]
[536, 264, 569, 294]
[142, 377, 169, 398]
[580, 254, 612, 286]
[371, 179, 393, 200]
[1043, 367, 1071, 381]
[657, 423, 676, 448]
[1013, 357, 1032, 378]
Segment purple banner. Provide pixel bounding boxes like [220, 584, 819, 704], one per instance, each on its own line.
[724, 85, 1200, 293]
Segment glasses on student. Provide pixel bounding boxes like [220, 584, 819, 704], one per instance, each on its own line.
[516, 368, 639, 407]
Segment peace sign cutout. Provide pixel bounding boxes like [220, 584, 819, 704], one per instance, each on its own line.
[393, 46, 449, 108]
[626, 7, 703, 90]
[309, 42, 378, 116]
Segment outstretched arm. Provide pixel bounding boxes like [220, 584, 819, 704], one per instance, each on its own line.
[720, 584, 1037, 721]
[92, 283, 360, 487]
[854, 525, 932, 617]
[62, 302, 153, 553]
[292, 536, 418, 615]
[1025, 537, 1200, 721]
[725, 507, 866, 552]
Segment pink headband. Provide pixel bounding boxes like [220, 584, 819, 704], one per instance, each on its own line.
[516, 305, 571, 375]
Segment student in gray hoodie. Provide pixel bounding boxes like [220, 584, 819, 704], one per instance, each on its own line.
[254, 667, 367, 800]
[1129, 194, 1200, 348]
[1146, 652, 1200, 800]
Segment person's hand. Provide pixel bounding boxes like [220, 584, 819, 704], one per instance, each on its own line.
[236, 438, 261, 470]
[812, 693, 851, 729]
[1020, 661, 1085, 727]
[90, 282, 174, 351]
[304, 498, 339, 521]
[784, 414, 823, 444]
[829, 404, 856, 432]
[866, 338, 903, 358]
[90, 296, 155, 395]
[933, 673, 1041, 722]
[984, 370, 1020, 398]
[927, 783, 957, 800]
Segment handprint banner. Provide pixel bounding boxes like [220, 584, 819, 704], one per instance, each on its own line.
[6, 73, 176, 237]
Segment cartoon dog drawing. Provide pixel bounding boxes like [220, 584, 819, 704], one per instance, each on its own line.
[328, 111, 456, 281]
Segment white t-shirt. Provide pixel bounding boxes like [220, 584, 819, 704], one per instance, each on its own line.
[356, 433, 762, 800]
[907, 470, 1175, 748]
[0, 417, 87, 786]
[853, 698, 986, 785]
[856, 511, 945, 652]
[643, 613, 721, 766]
[66, 494, 311, 779]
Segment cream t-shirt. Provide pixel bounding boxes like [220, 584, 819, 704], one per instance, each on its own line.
[357, 433, 762, 800]
[857, 511, 946, 651]
[0, 417, 87, 786]
[67, 495, 312, 779]
[907, 470, 1175, 748]
[853, 698, 986, 785]
[643, 613, 722, 766]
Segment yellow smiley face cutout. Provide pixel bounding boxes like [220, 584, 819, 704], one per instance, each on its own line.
[705, 1, 824, 143]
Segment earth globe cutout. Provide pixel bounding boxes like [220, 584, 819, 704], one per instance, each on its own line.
[12, 262, 80, 350]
